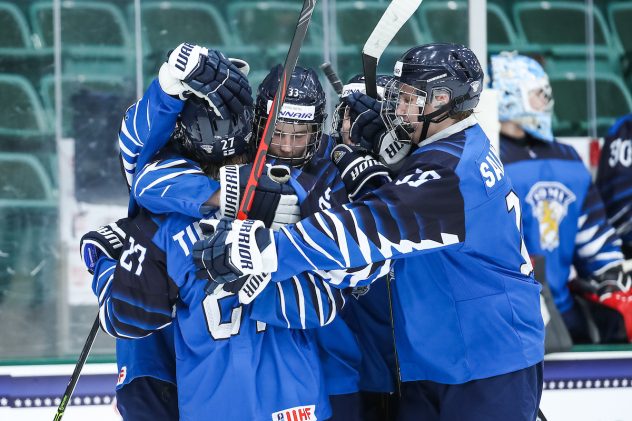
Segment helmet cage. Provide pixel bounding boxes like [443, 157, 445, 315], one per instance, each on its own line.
[254, 114, 323, 167]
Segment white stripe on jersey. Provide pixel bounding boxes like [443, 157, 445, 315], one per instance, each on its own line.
[576, 225, 599, 245]
[322, 282, 337, 326]
[307, 274, 325, 327]
[577, 227, 617, 258]
[292, 277, 306, 329]
[276, 283, 291, 329]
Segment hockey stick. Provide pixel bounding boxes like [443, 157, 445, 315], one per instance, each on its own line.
[237, 0, 317, 220]
[53, 315, 100, 421]
[362, 0, 423, 98]
[320, 62, 343, 95]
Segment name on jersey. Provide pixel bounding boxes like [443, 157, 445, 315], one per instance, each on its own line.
[479, 147, 505, 189]
[173, 222, 202, 256]
[272, 405, 316, 421]
[525, 181, 576, 251]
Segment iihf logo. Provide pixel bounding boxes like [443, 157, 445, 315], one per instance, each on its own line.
[526, 182, 576, 251]
[272, 405, 317, 421]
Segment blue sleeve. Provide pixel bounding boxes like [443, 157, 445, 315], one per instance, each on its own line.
[132, 157, 220, 218]
[92, 222, 178, 339]
[249, 273, 348, 329]
[596, 115, 632, 247]
[573, 181, 624, 277]
[118, 79, 185, 215]
[271, 158, 465, 286]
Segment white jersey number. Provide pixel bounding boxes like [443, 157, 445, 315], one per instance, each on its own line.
[202, 289, 266, 340]
[119, 236, 147, 276]
[506, 191, 534, 276]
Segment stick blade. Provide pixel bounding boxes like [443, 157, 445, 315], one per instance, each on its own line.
[362, 0, 423, 59]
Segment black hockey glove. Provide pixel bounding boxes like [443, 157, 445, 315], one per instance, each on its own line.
[331, 144, 391, 201]
[185, 50, 253, 119]
[80, 218, 129, 274]
[219, 164, 300, 230]
[345, 92, 387, 152]
[193, 218, 277, 284]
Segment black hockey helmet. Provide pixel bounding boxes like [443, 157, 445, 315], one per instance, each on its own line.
[254, 64, 326, 167]
[383, 43, 484, 142]
[173, 96, 253, 165]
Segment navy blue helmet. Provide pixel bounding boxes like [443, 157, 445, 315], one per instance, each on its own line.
[255, 65, 326, 167]
[383, 43, 484, 142]
[173, 96, 254, 165]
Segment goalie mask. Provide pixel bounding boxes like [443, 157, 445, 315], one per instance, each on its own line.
[173, 96, 254, 165]
[382, 43, 484, 143]
[255, 64, 326, 167]
[491, 52, 554, 142]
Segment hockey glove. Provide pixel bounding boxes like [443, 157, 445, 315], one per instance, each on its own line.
[193, 218, 278, 284]
[80, 219, 129, 274]
[345, 92, 387, 152]
[330, 144, 391, 201]
[571, 265, 632, 341]
[219, 164, 300, 231]
[185, 50, 253, 119]
[158, 43, 252, 119]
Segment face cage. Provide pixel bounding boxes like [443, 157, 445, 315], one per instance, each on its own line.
[382, 79, 428, 143]
[254, 115, 323, 167]
[331, 102, 352, 144]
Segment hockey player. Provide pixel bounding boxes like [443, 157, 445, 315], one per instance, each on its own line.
[491, 52, 632, 344]
[83, 53, 384, 419]
[79, 43, 254, 420]
[330, 74, 399, 420]
[596, 113, 632, 259]
[194, 43, 545, 421]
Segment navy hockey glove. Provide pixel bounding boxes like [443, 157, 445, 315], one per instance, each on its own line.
[158, 43, 252, 119]
[185, 50, 253, 119]
[219, 164, 300, 230]
[345, 92, 387, 152]
[79, 219, 129, 274]
[331, 144, 391, 201]
[192, 218, 277, 284]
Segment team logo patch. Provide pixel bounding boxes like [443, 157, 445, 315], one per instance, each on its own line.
[526, 182, 576, 251]
[116, 366, 127, 386]
[352, 285, 371, 299]
[332, 149, 346, 164]
[272, 404, 317, 421]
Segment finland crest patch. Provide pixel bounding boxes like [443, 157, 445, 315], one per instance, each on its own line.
[526, 181, 576, 251]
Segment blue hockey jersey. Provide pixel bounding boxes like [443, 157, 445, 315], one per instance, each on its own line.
[501, 133, 624, 313]
[596, 114, 632, 255]
[270, 116, 545, 384]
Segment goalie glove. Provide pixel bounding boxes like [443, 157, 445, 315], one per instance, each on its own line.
[158, 43, 253, 119]
[219, 164, 300, 231]
[330, 144, 391, 201]
[79, 219, 129, 274]
[571, 265, 632, 341]
[192, 218, 278, 285]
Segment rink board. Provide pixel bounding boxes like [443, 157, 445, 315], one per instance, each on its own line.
[0, 351, 631, 421]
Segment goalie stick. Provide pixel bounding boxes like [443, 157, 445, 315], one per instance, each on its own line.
[362, 0, 423, 98]
[53, 316, 100, 421]
[237, 0, 317, 220]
